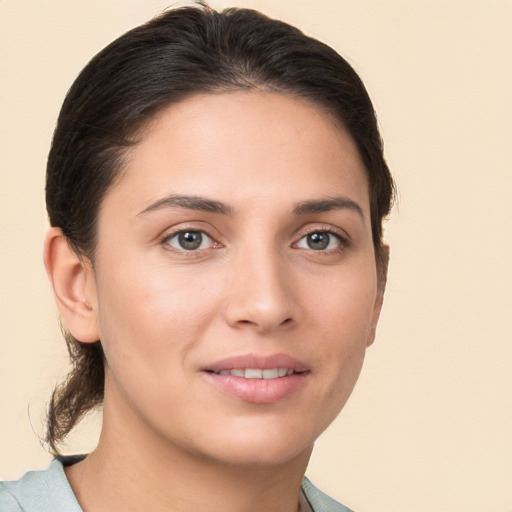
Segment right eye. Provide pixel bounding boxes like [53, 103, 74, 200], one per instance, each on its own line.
[163, 230, 215, 251]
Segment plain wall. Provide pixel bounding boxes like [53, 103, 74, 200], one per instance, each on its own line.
[1, 1, 511, 511]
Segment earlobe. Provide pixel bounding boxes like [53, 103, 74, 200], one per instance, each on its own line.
[367, 244, 389, 347]
[43, 227, 99, 343]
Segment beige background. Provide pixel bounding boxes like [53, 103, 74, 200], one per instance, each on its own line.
[1, 1, 511, 510]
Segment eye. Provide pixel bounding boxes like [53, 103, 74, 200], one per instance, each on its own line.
[296, 231, 342, 251]
[163, 230, 215, 251]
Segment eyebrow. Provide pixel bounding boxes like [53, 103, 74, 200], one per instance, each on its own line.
[138, 194, 233, 216]
[293, 196, 365, 220]
[138, 193, 364, 220]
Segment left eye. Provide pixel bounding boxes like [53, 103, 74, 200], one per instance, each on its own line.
[164, 230, 215, 251]
[296, 231, 341, 251]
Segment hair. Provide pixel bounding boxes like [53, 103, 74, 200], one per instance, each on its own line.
[45, 2, 395, 453]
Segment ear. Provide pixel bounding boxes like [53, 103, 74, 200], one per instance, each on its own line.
[367, 244, 389, 347]
[43, 227, 99, 343]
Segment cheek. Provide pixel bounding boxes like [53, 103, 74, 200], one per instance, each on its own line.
[307, 264, 377, 406]
[93, 255, 223, 369]
[93, 265, 205, 417]
[311, 265, 377, 343]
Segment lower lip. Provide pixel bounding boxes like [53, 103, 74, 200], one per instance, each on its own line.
[202, 372, 309, 404]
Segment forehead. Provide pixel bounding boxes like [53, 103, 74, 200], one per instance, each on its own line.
[107, 91, 370, 215]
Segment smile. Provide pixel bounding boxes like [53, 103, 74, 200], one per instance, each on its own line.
[202, 354, 310, 404]
[212, 368, 295, 379]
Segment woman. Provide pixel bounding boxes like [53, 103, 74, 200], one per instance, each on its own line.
[0, 3, 394, 511]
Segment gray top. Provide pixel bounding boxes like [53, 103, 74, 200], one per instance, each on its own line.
[0, 458, 354, 512]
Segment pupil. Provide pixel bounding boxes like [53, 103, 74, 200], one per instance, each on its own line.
[179, 231, 202, 250]
[307, 232, 329, 250]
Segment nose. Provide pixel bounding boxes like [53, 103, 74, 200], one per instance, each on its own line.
[222, 246, 301, 333]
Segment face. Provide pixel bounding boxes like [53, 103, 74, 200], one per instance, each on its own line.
[88, 91, 384, 467]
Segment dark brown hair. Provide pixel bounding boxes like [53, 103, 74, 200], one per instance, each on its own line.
[45, 3, 395, 452]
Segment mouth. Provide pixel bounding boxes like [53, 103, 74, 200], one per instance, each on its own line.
[202, 354, 310, 404]
[208, 368, 298, 379]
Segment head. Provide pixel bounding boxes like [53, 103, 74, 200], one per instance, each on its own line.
[44, 3, 394, 457]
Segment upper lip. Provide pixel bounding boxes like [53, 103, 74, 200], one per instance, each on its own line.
[203, 353, 310, 373]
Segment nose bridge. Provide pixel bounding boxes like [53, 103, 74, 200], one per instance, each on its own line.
[224, 238, 298, 331]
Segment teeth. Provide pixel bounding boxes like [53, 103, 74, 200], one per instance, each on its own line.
[215, 368, 294, 379]
[262, 368, 279, 379]
[245, 368, 263, 379]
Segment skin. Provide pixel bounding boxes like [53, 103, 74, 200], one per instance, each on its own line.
[44, 91, 387, 512]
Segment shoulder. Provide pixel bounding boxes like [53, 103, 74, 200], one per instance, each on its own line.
[0, 459, 83, 512]
[0, 481, 22, 512]
[301, 476, 356, 512]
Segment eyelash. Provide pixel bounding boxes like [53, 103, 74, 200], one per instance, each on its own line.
[294, 227, 348, 254]
[159, 227, 349, 255]
[160, 229, 220, 254]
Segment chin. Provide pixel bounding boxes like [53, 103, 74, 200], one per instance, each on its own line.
[208, 442, 313, 469]
[189, 418, 318, 468]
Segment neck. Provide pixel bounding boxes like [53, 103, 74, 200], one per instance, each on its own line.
[65, 388, 312, 512]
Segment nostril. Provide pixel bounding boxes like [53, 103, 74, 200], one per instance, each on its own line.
[234, 317, 293, 329]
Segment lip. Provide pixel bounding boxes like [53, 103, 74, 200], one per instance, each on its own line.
[204, 353, 309, 373]
[201, 353, 310, 404]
